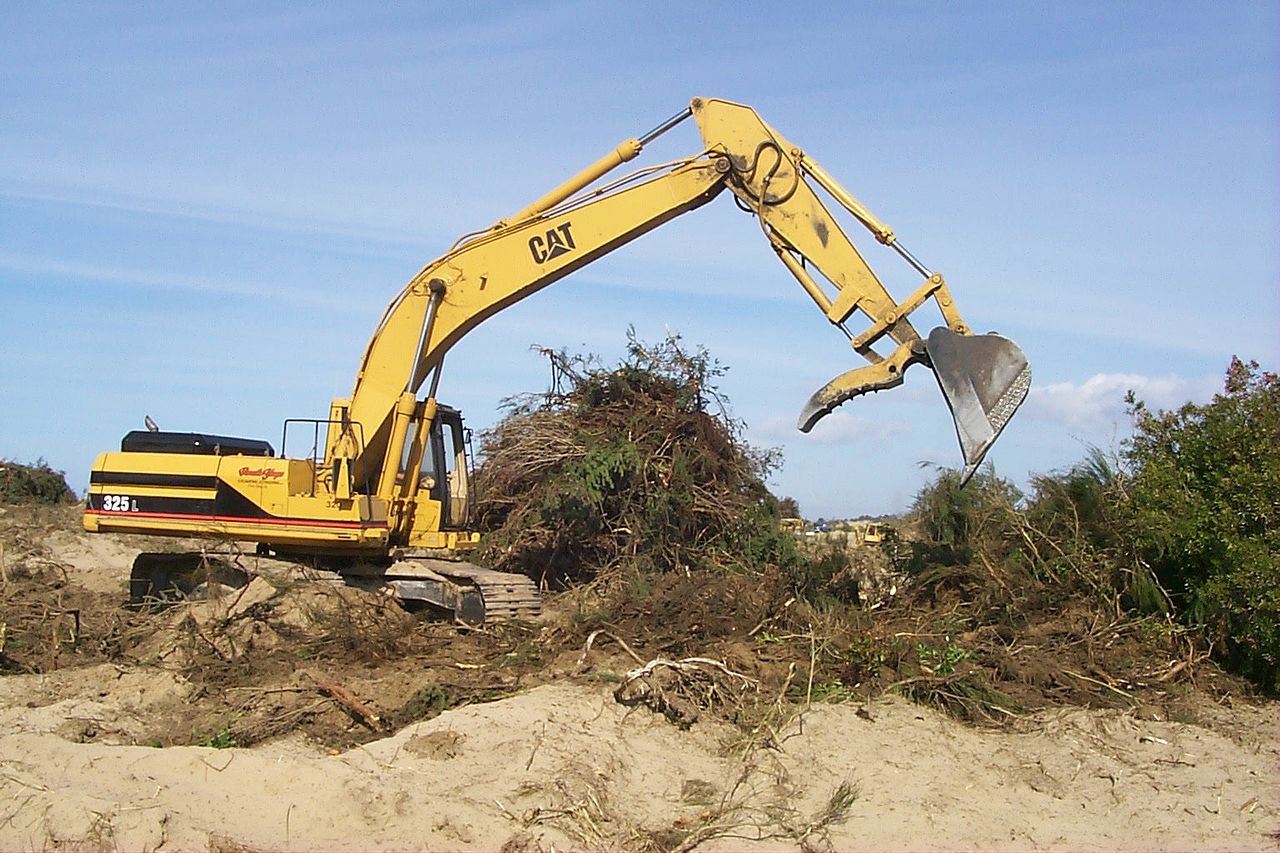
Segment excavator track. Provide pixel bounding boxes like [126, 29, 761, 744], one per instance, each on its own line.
[131, 551, 540, 627]
[340, 558, 541, 626]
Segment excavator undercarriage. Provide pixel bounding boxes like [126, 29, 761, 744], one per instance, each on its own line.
[128, 551, 540, 626]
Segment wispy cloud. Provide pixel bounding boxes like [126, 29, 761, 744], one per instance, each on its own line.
[0, 180, 433, 251]
[0, 248, 349, 311]
[1025, 372, 1218, 430]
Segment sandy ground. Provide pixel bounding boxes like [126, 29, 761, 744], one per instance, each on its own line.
[1, 676, 1276, 851]
[1, 507, 1277, 850]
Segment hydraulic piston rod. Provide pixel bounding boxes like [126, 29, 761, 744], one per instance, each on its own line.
[507, 107, 692, 225]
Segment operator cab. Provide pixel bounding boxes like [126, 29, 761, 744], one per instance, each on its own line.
[399, 405, 472, 530]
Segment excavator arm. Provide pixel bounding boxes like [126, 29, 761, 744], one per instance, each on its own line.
[335, 97, 1029, 495]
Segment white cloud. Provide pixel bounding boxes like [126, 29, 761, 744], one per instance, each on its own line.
[1025, 372, 1218, 431]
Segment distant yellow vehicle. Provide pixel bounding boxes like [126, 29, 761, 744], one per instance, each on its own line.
[861, 523, 890, 545]
[84, 98, 1029, 623]
[781, 517, 806, 534]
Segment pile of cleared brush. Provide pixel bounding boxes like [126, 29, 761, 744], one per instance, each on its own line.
[0, 458, 76, 506]
[472, 333, 800, 590]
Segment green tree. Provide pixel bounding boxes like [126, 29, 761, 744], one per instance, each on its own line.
[1123, 357, 1280, 690]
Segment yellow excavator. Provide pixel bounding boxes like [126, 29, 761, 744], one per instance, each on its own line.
[84, 97, 1031, 624]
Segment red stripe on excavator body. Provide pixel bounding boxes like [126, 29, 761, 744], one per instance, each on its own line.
[84, 509, 386, 530]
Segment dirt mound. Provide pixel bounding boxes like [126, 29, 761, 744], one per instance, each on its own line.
[1, 509, 563, 751]
[118, 573, 563, 751]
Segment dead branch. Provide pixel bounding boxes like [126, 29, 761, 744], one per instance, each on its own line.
[614, 655, 759, 726]
[621, 656, 758, 688]
[313, 677, 384, 731]
[576, 628, 644, 672]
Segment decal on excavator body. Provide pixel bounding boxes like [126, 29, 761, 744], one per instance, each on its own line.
[528, 222, 576, 263]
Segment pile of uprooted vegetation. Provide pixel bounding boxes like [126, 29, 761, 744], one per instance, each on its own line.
[4, 346, 1267, 754]
[790, 356, 1276, 727]
[474, 341, 1273, 731]
[0, 458, 76, 505]
[473, 333, 802, 590]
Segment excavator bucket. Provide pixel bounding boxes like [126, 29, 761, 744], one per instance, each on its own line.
[925, 327, 1031, 484]
[797, 327, 1029, 486]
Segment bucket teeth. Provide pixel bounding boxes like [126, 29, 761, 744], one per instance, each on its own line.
[797, 341, 926, 433]
[797, 370, 905, 433]
[925, 327, 1031, 484]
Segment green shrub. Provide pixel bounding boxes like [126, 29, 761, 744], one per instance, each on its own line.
[905, 466, 1022, 570]
[1122, 357, 1280, 691]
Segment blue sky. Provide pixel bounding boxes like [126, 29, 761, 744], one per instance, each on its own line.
[2, 2, 1276, 518]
